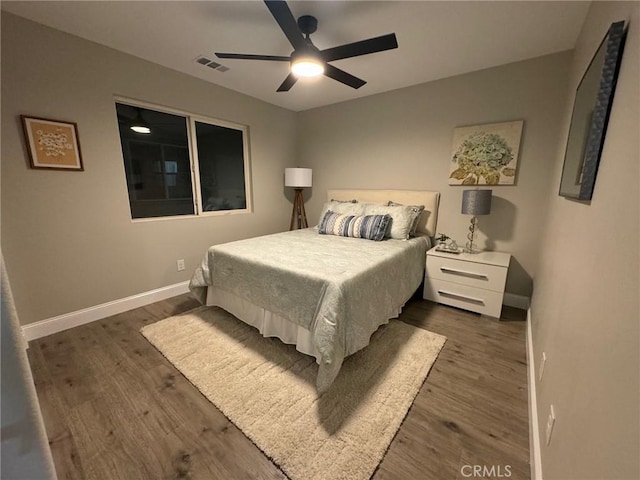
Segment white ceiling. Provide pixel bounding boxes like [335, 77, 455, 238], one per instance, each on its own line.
[2, 1, 590, 112]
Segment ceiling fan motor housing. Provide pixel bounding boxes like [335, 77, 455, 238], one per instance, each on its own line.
[291, 44, 321, 63]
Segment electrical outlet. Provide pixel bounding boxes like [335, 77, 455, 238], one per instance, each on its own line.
[176, 259, 185, 272]
[545, 405, 556, 446]
[539, 352, 547, 381]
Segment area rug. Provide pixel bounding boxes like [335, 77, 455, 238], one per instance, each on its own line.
[141, 306, 446, 480]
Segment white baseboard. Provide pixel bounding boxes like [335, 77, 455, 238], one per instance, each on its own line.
[503, 292, 530, 310]
[526, 308, 543, 480]
[22, 281, 190, 342]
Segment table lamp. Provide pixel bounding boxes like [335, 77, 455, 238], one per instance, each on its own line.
[285, 168, 312, 230]
[461, 189, 492, 253]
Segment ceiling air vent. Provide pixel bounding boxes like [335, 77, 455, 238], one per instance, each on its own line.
[194, 56, 229, 72]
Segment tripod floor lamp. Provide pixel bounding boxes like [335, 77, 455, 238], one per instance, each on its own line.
[285, 168, 312, 230]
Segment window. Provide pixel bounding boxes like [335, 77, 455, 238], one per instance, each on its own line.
[115, 100, 250, 219]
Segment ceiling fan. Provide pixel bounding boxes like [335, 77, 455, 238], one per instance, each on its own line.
[215, 0, 398, 92]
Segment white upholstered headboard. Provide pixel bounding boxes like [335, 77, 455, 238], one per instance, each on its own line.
[327, 189, 440, 238]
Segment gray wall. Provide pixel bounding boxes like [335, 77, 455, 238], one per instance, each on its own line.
[297, 52, 572, 298]
[1, 13, 297, 325]
[531, 2, 639, 479]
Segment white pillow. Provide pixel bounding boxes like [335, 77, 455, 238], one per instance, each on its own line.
[388, 201, 425, 237]
[316, 201, 365, 226]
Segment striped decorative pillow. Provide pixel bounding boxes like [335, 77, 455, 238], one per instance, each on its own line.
[363, 203, 420, 240]
[318, 211, 391, 241]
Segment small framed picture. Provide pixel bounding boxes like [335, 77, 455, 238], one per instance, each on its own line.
[21, 115, 84, 171]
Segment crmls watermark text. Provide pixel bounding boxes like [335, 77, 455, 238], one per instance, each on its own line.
[460, 465, 512, 478]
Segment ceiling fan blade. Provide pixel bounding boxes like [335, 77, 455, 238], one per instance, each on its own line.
[215, 53, 290, 61]
[277, 73, 298, 92]
[264, 1, 306, 50]
[323, 64, 366, 89]
[321, 33, 398, 62]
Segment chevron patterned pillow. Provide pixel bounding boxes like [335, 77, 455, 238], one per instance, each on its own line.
[318, 211, 391, 241]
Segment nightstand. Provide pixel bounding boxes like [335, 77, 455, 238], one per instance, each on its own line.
[423, 247, 511, 318]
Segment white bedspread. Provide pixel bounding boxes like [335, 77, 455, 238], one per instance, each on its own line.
[189, 228, 429, 391]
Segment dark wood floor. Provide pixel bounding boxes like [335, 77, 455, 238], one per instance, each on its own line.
[27, 295, 530, 480]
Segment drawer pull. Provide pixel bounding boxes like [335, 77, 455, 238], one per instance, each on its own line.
[438, 290, 485, 305]
[440, 267, 488, 280]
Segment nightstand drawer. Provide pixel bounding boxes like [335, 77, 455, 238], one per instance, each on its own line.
[426, 255, 508, 293]
[423, 278, 504, 318]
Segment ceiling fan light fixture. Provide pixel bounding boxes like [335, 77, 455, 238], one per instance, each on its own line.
[291, 58, 324, 78]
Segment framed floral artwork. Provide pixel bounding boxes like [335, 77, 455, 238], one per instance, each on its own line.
[21, 115, 84, 171]
[449, 120, 523, 185]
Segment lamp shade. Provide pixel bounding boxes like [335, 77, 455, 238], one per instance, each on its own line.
[285, 168, 312, 188]
[461, 189, 492, 215]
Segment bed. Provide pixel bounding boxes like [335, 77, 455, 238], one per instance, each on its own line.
[189, 189, 440, 391]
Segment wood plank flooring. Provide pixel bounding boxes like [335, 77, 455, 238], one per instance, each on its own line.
[27, 295, 530, 480]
